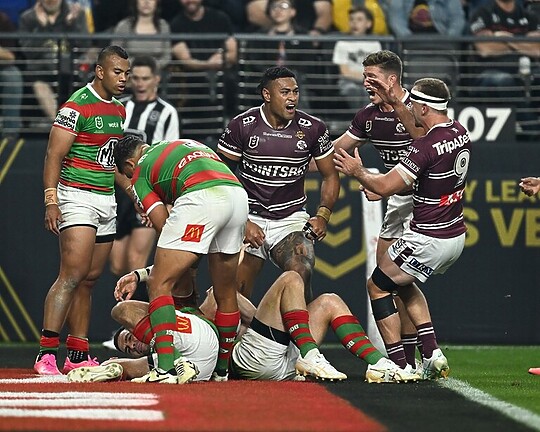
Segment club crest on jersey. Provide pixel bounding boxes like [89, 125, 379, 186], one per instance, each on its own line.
[298, 118, 312, 128]
[296, 130, 305, 140]
[181, 224, 205, 242]
[243, 116, 256, 126]
[366, 120, 372, 132]
[95, 116, 103, 129]
[296, 140, 307, 150]
[248, 136, 259, 149]
[396, 122, 406, 133]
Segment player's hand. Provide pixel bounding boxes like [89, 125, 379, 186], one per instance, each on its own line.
[365, 76, 397, 105]
[359, 185, 383, 201]
[305, 217, 327, 241]
[114, 272, 138, 301]
[244, 220, 265, 248]
[44, 205, 63, 235]
[334, 147, 363, 178]
[519, 177, 540, 196]
[140, 213, 153, 227]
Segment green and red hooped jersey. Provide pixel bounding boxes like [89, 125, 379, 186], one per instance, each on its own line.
[131, 139, 243, 214]
[52, 84, 126, 195]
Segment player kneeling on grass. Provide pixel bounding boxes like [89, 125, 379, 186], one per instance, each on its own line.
[69, 269, 420, 383]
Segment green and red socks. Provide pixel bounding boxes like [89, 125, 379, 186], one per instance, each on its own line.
[66, 335, 89, 363]
[37, 330, 60, 360]
[214, 310, 240, 375]
[331, 315, 383, 365]
[283, 310, 318, 358]
[149, 295, 178, 372]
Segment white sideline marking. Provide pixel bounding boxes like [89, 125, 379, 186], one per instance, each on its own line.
[0, 408, 163, 421]
[0, 376, 68, 384]
[0, 392, 157, 399]
[0, 399, 157, 407]
[439, 378, 540, 431]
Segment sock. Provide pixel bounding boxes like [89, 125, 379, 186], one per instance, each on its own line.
[416, 322, 437, 359]
[331, 315, 383, 365]
[66, 335, 89, 363]
[38, 330, 60, 360]
[385, 341, 407, 368]
[214, 310, 240, 375]
[282, 310, 318, 358]
[402, 333, 418, 366]
[133, 315, 153, 344]
[149, 296, 177, 372]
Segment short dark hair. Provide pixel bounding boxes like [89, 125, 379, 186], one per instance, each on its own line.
[113, 327, 125, 352]
[257, 66, 297, 98]
[114, 135, 144, 174]
[97, 45, 129, 66]
[363, 50, 403, 82]
[131, 55, 159, 75]
[349, 6, 374, 34]
[413, 77, 451, 102]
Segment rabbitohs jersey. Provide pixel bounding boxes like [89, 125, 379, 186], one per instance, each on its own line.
[131, 139, 242, 215]
[53, 84, 126, 195]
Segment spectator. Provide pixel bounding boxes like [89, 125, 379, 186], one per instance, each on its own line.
[332, 6, 382, 108]
[386, 0, 465, 88]
[19, 0, 91, 123]
[170, 0, 237, 143]
[246, 0, 315, 110]
[469, 0, 540, 135]
[332, 0, 389, 35]
[245, 0, 332, 35]
[111, 0, 171, 72]
[0, 11, 22, 140]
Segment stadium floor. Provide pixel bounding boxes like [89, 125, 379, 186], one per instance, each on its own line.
[0, 345, 536, 432]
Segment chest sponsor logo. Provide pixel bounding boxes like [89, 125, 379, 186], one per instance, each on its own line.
[243, 116, 256, 126]
[54, 107, 79, 131]
[95, 116, 103, 130]
[97, 137, 118, 169]
[181, 224, 205, 242]
[249, 136, 260, 149]
[175, 315, 193, 333]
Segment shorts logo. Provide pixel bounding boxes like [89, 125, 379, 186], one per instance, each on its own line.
[175, 315, 193, 333]
[181, 224, 205, 242]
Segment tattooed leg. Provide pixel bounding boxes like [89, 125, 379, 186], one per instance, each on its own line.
[270, 231, 315, 303]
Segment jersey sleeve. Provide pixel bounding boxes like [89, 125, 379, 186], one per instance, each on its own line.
[217, 117, 244, 158]
[132, 166, 163, 214]
[312, 121, 334, 160]
[397, 138, 431, 180]
[52, 101, 86, 136]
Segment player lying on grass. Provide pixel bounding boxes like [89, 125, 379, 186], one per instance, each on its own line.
[68, 270, 421, 383]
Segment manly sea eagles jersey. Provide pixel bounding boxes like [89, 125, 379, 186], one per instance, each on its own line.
[396, 120, 471, 239]
[347, 90, 413, 171]
[217, 105, 333, 219]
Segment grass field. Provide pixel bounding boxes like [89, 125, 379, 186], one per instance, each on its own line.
[441, 345, 540, 414]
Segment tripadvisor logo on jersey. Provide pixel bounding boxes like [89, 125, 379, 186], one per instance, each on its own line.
[55, 107, 79, 131]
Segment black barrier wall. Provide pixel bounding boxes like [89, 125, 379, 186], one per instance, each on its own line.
[1, 137, 539, 344]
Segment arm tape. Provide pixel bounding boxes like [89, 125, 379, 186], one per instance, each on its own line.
[133, 265, 153, 283]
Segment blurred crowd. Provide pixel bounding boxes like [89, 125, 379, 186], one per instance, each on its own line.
[0, 0, 539, 141]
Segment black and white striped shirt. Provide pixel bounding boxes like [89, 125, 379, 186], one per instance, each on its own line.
[121, 96, 180, 143]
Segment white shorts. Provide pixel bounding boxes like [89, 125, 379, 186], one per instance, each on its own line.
[387, 230, 466, 283]
[231, 326, 299, 381]
[157, 185, 248, 255]
[57, 184, 116, 238]
[379, 194, 413, 240]
[150, 311, 219, 381]
[245, 211, 310, 261]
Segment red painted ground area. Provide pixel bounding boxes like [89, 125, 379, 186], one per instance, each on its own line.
[0, 369, 386, 432]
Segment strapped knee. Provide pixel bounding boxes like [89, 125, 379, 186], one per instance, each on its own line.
[371, 295, 398, 321]
[371, 266, 401, 293]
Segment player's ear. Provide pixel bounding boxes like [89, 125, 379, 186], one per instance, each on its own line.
[262, 87, 271, 103]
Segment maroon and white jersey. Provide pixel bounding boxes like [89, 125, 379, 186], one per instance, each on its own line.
[347, 90, 413, 171]
[396, 120, 471, 238]
[218, 105, 333, 219]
